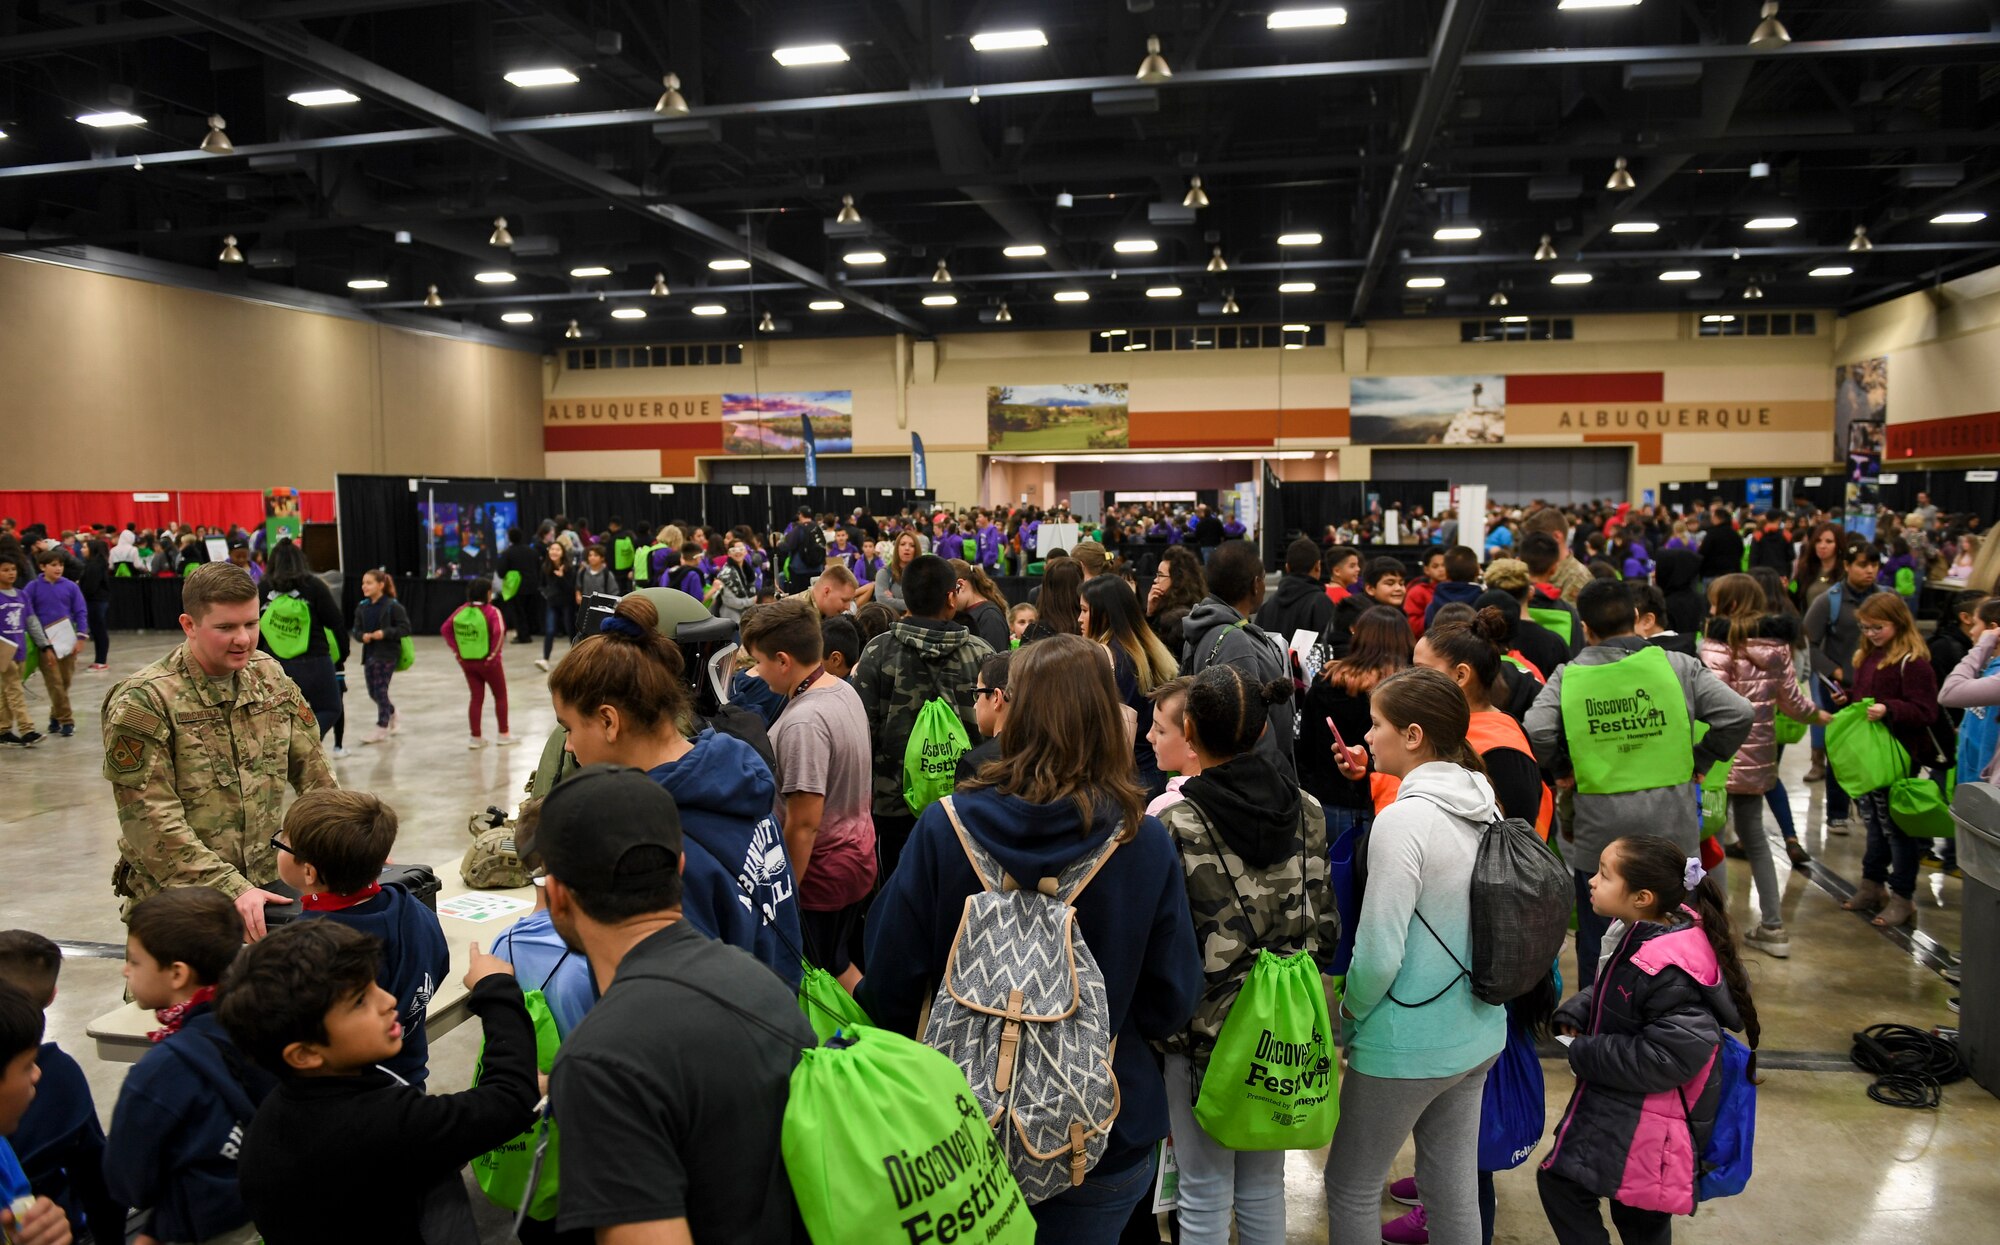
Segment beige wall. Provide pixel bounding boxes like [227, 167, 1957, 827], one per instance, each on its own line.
[0, 255, 545, 491]
[1838, 268, 2000, 461]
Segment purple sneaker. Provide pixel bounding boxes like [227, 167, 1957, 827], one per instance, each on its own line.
[1388, 1177, 1420, 1206]
[1382, 1204, 1429, 1244]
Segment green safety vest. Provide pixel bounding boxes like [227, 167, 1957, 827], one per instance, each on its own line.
[452, 605, 491, 661]
[1526, 604, 1573, 647]
[612, 534, 635, 571]
[1559, 645, 1693, 794]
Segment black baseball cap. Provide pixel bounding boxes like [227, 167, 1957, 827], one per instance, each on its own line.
[535, 764, 684, 893]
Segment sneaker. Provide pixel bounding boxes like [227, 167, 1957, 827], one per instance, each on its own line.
[17, 731, 41, 747]
[59, 723, 73, 737]
[0, 732, 18, 747]
[330, 746, 350, 760]
[534, 658, 550, 673]
[1724, 839, 1747, 861]
[88, 663, 108, 671]
[1785, 840, 1812, 868]
[1388, 1176, 1421, 1206]
[1744, 923, 1792, 959]
[362, 726, 389, 745]
[1921, 849, 1945, 867]
[389, 713, 402, 735]
[1827, 813, 1853, 836]
[496, 734, 520, 747]
[1381, 1204, 1429, 1245]
[47, 719, 59, 734]
[468, 736, 487, 750]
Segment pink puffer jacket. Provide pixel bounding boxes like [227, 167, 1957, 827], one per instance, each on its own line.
[1699, 614, 1817, 794]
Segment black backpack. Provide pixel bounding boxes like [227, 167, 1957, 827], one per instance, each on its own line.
[1389, 816, 1570, 1008]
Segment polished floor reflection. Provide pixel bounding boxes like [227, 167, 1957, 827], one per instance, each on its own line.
[4, 633, 1992, 1243]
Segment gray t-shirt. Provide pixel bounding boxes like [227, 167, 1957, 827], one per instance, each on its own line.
[770, 675, 878, 911]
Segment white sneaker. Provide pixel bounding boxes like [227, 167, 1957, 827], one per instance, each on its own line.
[362, 727, 389, 745]
[1827, 813, 1853, 836]
[468, 736, 488, 750]
[1744, 923, 1792, 959]
[330, 746, 350, 759]
[496, 734, 520, 747]
[534, 659, 550, 672]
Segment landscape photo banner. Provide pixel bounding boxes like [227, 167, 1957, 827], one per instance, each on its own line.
[1350, 375, 1505, 445]
[988, 383, 1130, 451]
[1834, 358, 1886, 482]
[722, 390, 854, 455]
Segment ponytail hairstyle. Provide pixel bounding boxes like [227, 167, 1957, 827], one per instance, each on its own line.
[1706, 572, 1766, 653]
[1852, 591, 1928, 670]
[363, 568, 397, 599]
[1369, 666, 1485, 775]
[947, 557, 1010, 611]
[1421, 605, 1509, 694]
[1605, 834, 1761, 1075]
[546, 593, 691, 736]
[1182, 664, 1293, 760]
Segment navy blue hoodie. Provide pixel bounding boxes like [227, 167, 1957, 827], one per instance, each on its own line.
[1423, 579, 1486, 628]
[648, 729, 804, 991]
[105, 1006, 276, 1244]
[859, 786, 1202, 1178]
[301, 884, 449, 1087]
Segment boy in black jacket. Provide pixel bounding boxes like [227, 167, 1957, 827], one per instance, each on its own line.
[107, 890, 274, 1245]
[222, 921, 540, 1245]
[0, 933, 115, 1245]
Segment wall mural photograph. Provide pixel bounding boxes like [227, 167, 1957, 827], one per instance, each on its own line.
[722, 390, 854, 454]
[986, 383, 1130, 451]
[1350, 374, 1507, 444]
[1835, 357, 1887, 482]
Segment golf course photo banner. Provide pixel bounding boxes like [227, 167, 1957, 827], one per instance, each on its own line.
[987, 383, 1130, 450]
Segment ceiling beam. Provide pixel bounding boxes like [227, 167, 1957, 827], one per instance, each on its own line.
[1350, 0, 1488, 325]
[0, 0, 467, 61]
[144, 0, 930, 336]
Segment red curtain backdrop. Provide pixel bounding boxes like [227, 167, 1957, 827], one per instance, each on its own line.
[0, 490, 335, 535]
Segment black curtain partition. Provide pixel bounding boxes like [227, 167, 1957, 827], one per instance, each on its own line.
[1369, 479, 1451, 521]
[1277, 482, 1368, 547]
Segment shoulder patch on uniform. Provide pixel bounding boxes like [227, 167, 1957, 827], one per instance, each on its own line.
[107, 734, 147, 774]
[109, 701, 166, 738]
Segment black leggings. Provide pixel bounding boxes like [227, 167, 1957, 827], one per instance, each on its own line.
[279, 655, 340, 739]
[88, 597, 111, 665]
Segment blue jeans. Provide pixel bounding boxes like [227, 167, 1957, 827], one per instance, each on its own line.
[1030, 1149, 1157, 1245]
[1573, 868, 1612, 992]
[543, 599, 576, 660]
[1859, 787, 1920, 898]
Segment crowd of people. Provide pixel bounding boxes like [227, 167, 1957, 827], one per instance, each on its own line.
[0, 485, 1996, 1245]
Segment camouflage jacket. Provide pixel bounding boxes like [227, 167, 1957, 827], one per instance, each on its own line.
[102, 644, 337, 913]
[853, 618, 992, 817]
[1153, 791, 1335, 1067]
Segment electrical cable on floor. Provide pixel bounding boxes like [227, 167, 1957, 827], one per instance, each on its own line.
[1849, 1024, 1967, 1109]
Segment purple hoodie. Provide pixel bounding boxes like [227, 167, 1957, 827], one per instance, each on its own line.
[24, 573, 88, 639]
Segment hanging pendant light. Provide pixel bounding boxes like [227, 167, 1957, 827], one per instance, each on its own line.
[218, 234, 244, 263]
[836, 194, 862, 225]
[1136, 36, 1171, 82]
[654, 72, 689, 116]
[1534, 234, 1558, 262]
[1750, 2, 1790, 48]
[1849, 225, 1873, 253]
[1221, 291, 1240, 315]
[1206, 245, 1228, 273]
[650, 272, 670, 297]
[932, 258, 952, 284]
[1183, 175, 1209, 210]
[1606, 157, 1636, 192]
[1488, 290, 1509, 307]
[757, 311, 776, 333]
[489, 216, 513, 247]
[1744, 283, 1765, 301]
[423, 284, 443, 308]
[995, 302, 1013, 323]
[564, 319, 582, 339]
[198, 114, 232, 154]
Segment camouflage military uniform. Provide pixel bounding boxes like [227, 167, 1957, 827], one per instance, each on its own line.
[853, 618, 992, 816]
[102, 643, 337, 915]
[1153, 792, 1335, 1073]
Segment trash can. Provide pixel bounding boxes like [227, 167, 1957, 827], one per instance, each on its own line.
[1953, 782, 2000, 1098]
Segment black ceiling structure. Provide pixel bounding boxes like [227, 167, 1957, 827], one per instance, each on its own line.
[6, 1, 2000, 347]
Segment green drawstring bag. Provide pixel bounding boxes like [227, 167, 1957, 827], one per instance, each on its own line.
[782, 1026, 1035, 1245]
[1888, 776, 1955, 839]
[1193, 949, 1338, 1151]
[261, 592, 312, 659]
[470, 989, 563, 1221]
[502, 569, 522, 601]
[1774, 684, 1812, 746]
[1700, 756, 1734, 838]
[798, 962, 872, 1044]
[902, 696, 970, 815]
[1824, 700, 1910, 799]
[396, 634, 416, 673]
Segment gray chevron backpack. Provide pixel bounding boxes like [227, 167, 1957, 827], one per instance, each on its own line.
[924, 796, 1124, 1204]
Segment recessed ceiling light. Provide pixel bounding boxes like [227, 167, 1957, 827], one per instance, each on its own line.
[708, 258, 751, 271]
[843, 251, 886, 265]
[1125, 342, 1149, 351]
[288, 88, 359, 107]
[691, 304, 726, 316]
[1550, 272, 1594, 285]
[569, 265, 612, 278]
[772, 44, 849, 67]
[1277, 232, 1323, 246]
[1100, 329, 1128, 337]
[1659, 269, 1702, 282]
[77, 111, 146, 127]
[1406, 276, 1446, 289]
[970, 29, 1048, 51]
[1500, 315, 1530, 323]
[473, 271, 516, 283]
[1002, 244, 1047, 258]
[1703, 314, 1737, 323]
[1284, 342, 1305, 350]
[1283, 323, 1310, 332]
[0, 128, 9, 139]
[1933, 211, 1988, 225]
[808, 300, 844, 311]
[1146, 286, 1183, 298]
[922, 294, 958, 306]
[1559, 0, 1643, 9]
[1745, 217, 1797, 230]
[1053, 290, 1090, 302]
[504, 68, 579, 88]
[609, 308, 646, 319]
[1267, 8, 1349, 28]
[500, 312, 535, 324]
[1610, 221, 1661, 234]
[1809, 265, 1854, 277]
[1278, 281, 1316, 293]
[345, 278, 388, 290]
[1113, 239, 1158, 253]
[1433, 226, 1482, 241]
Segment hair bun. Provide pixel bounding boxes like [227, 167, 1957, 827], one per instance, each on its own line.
[1259, 677, 1296, 706]
[1473, 606, 1511, 644]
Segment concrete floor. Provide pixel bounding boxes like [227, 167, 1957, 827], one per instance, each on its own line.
[4, 632, 1994, 1244]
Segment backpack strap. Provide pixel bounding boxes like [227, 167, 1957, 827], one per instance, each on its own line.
[939, 795, 1011, 893]
[939, 793, 1121, 901]
[1206, 617, 1248, 667]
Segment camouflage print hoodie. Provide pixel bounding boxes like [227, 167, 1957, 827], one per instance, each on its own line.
[854, 617, 993, 817]
[1154, 752, 1335, 1071]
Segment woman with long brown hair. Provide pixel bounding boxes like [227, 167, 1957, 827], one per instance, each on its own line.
[1297, 605, 1414, 842]
[1021, 557, 1084, 642]
[1791, 521, 1845, 613]
[858, 634, 1202, 1242]
[1081, 575, 1180, 797]
[947, 556, 1011, 651]
[873, 529, 922, 613]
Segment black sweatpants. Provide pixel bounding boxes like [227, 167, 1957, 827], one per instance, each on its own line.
[1538, 1167, 1672, 1245]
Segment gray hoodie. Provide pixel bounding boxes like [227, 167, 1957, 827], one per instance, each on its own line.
[1181, 595, 1297, 783]
[1524, 635, 1752, 874]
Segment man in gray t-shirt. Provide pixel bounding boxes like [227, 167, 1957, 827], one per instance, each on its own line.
[741, 598, 878, 983]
